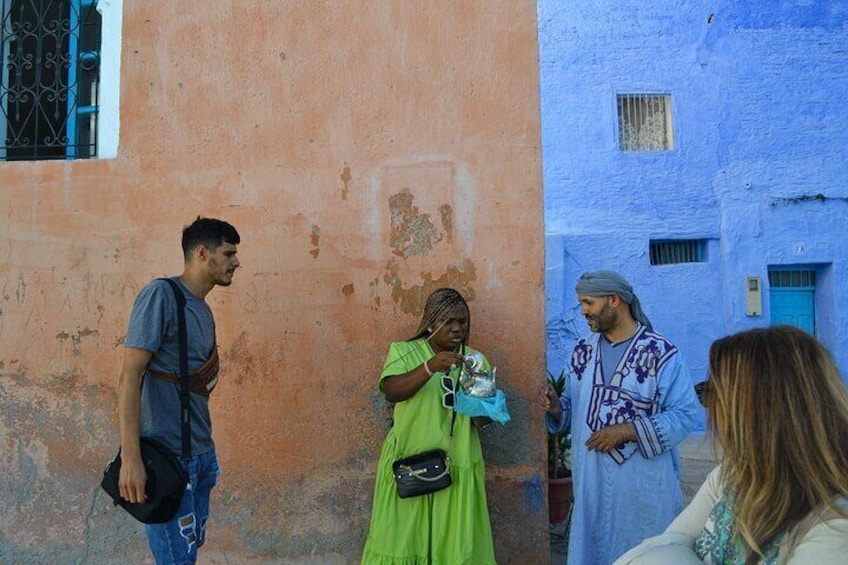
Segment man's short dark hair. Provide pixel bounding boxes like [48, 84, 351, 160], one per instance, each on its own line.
[182, 217, 240, 260]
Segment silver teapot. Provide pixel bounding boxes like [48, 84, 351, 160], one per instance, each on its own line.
[459, 352, 497, 398]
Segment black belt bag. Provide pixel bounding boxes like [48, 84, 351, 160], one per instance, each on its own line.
[392, 449, 451, 498]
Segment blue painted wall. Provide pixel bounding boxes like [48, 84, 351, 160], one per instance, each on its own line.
[539, 1, 848, 391]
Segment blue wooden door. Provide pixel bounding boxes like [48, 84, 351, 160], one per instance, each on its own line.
[768, 267, 816, 335]
[770, 289, 815, 334]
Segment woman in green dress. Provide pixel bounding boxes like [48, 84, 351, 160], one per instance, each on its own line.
[361, 288, 497, 565]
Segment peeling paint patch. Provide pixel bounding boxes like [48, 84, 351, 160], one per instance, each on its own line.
[15, 274, 25, 305]
[388, 190, 442, 258]
[310, 225, 320, 259]
[225, 332, 257, 385]
[55, 327, 100, 357]
[340, 165, 352, 200]
[383, 258, 477, 315]
[438, 203, 454, 244]
[523, 474, 545, 513]
[368, 277, 382, 310]
[342, 283, 355, 297]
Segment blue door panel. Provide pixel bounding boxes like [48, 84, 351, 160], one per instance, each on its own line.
[770, 289, 815, 335]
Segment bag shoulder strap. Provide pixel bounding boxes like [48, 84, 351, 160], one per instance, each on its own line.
[159, 277, 191, 459]
[449, 397, 457, 439]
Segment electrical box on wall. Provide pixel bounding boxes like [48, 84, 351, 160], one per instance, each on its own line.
[745, 276, 762, 316]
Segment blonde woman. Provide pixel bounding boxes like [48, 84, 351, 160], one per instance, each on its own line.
[616, 326, 848, 564]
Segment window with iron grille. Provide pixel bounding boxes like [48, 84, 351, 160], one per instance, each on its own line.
[768, 268, 816, 288]
[617, 94, 674, 152]
[649, 239, 707, 266]
[0, 0, 101, 161]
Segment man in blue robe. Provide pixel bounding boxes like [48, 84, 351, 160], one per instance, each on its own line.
[540, 270, 703, 565]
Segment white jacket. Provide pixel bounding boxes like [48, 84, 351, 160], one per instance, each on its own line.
[615, 466, 848, 564]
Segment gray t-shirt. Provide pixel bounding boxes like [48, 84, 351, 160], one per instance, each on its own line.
[125, 277, 217, 457]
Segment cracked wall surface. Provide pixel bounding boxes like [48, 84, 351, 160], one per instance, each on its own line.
[0, 1, 546, 563]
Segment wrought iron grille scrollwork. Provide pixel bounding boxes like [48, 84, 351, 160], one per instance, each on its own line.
[0, 0, 101, 161]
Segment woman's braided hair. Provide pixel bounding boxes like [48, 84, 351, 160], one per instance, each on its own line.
[409, 287, 470, 343]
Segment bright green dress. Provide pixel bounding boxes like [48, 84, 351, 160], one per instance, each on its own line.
[361, 339, 497, 565]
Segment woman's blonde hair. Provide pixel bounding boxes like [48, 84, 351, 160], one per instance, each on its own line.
[707, 326, 848, 562]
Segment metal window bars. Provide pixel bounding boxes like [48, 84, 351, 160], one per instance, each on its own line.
[768, 269, 816, 288]
[649, 239, 706, 266]
[617, 94, 674, 152]
[0, 0, 100, 161]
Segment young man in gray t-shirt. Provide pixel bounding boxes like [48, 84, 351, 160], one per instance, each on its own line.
[117, 217, 240, 564]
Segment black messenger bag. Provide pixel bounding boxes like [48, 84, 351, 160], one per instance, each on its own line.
[100, 437, 187, 523]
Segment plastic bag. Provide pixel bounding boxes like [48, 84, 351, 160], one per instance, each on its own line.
[455, 388, 511, 424]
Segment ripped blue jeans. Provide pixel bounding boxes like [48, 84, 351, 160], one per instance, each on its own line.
[146, 446, 220, 565]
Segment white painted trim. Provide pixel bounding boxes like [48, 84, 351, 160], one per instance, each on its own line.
[96, 0, 122, 159]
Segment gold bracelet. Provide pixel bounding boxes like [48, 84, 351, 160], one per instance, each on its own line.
[424, 360, 433, 377]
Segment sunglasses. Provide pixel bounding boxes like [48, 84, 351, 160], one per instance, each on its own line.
[694, 380, 711, 406]
[441, 375, 456, 409]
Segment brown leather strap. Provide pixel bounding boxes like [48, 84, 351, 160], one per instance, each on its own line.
[146, 347, 220, 396]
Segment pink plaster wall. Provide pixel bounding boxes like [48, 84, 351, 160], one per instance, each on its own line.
[0, 2, 547, 562]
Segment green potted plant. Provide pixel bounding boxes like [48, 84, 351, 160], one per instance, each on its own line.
[547, 369, 573, 524]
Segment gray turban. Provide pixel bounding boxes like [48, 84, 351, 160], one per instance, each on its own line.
[575, 270, 652, 330]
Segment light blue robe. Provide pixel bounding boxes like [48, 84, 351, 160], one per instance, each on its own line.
[547, 326, 703, 565]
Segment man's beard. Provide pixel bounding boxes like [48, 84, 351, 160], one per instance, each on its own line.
[587, 304, 616, 333]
